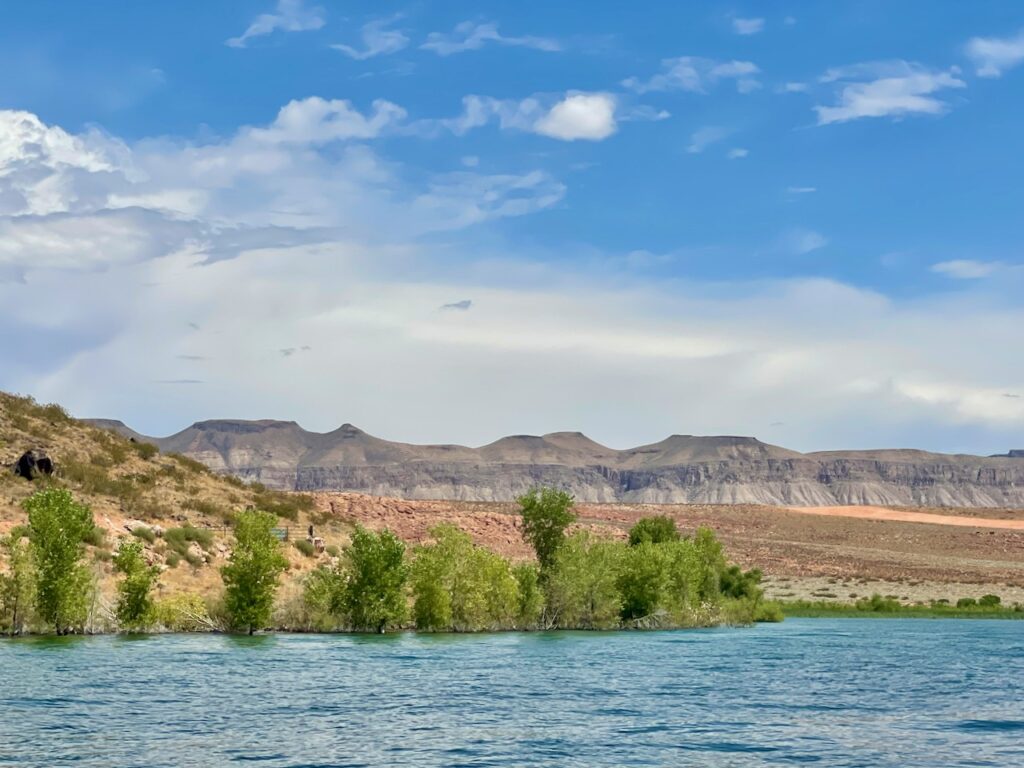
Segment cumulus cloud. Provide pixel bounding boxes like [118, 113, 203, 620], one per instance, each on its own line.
[931, 259, 1001, 279]
[533, 93, 618, 140]
[814, 61, 966, 125]
[965, 29, 1024, 77]
[331, 17, 409, 60]
[732, 17, 765, 35]
[244, 97, 407, 144]
[623, 56, 761, 94]
[3, 110, 1024, 455]
[226, 0, 325, 48]
[440, 92, 619, 141]
[422, 21, 559, 56]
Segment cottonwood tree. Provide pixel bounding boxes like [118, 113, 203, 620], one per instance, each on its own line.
[26, 489, 95, 634]
[628, 515, 680, 546]
[113, 539, 159, 631]
[339, 526, 408, 633]
[517, 487, 576, 575]
[411, 524, 519, 632]
[221, 510, 288, 635]
[0, 529, 35, 635]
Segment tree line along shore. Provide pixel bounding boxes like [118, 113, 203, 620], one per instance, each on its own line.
[1, 486, 781, 635]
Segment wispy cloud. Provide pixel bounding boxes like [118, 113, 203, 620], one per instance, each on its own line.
[965, 28, 1024, 77]
[732, 17, 765, 35]
[157, 379, 205, 385]
[931, 259, 1001, 279]
[814, 61, 966, 125]
[421, 21, 560, 56]
[782, 228, 828, 255]
[623, 56, 761, 94]
[787, 186, 817, 194]
[727, 147, 749, 159]
[687, 126, 728, 154]
[332, 16, 409, 60]
[440, 299, 472, 311]
[226, 0, 325, 49]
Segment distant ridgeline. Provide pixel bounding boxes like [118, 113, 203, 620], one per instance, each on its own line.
[87, 418, 1024, 508]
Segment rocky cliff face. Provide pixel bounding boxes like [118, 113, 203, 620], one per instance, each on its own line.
[88, 419, 1024, 507]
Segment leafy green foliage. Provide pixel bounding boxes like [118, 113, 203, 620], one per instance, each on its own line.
[25, 489, 95, 634]
[221, 510, 288, 634]
[338, 526, 408, 633]
[544, 533, 623, 629]
[0, 531, 35, 635]
[512, 563, 544, 629]
[411, 524, 520, 631]
[517, 487, 576, 573]
[299, 566, 346, 631]
[979, 594, 1001, 607]
[617, 542, 670, 621]
[154, 593, 214, 631]
[956, 597, 977, 608]
[628, 515, 680, 546]
[113, 539, 159, 630]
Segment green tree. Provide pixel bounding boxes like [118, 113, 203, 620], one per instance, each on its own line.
[25, 489, 95, 634]
[221, 510, 288, 634]
[411, 524, 521, 631]
[113, 539, 159, 630]
[300, 566, 346, 631]
[545, 533, 623, 629]
[628, 515, 680, 546]
[517, 487, 576, 574]
[617, 542, 670, 622]
[339, 526, 408, 633]
[0, 530, 35, 635]
[512, 563, 544, 629]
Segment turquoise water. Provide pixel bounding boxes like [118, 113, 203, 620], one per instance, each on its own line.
[1, 619, 1023, 767]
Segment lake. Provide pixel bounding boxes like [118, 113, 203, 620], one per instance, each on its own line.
[2, 618, 1022, 767]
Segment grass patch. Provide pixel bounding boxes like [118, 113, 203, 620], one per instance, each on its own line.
[168, 453, 209, 474]
[293, 539, 316, 557]
[252, 489, 315, 522]
[131, 527, 157, 544]
[781, 593, 1024, 620]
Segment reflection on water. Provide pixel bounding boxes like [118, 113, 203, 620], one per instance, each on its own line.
[2, 619, 1023, 767]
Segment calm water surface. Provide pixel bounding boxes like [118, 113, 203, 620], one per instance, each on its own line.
[2, 618, 1023, 767]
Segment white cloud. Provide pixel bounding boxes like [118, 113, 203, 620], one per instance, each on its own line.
[814, 61, 966, 125]
[440, 92, 619, 142]
[226, 0, 325, 48]
[965, 29, 1024, 77]
[732, 17, 765, 35]
[787, 186, 816, 194]
[244, 97, 407, 144]
[421, 21, 559, 56]
[931, 259, 1001, 279]
[727, 147, 749, 159]
[533, 93, 618, 141]
[780, 82, 808, 93]
[687, 126, 728, 154]
[623, 57, 761, 94]
[4, 110, 1024, 455]
[331, 17, 409, 60]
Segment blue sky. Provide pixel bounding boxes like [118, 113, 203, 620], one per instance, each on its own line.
[1, 1, 1022, 453]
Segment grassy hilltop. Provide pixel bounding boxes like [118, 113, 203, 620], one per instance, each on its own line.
[0, 392, 340, 629]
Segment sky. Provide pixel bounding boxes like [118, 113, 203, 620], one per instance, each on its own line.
[1, 0, 1023, 453]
